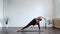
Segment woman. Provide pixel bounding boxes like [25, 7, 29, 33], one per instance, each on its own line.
[21, 16, 46, 30]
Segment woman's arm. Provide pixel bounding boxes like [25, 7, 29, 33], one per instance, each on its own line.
[38, 23, 40, 30]
[40, 16, 46, 20]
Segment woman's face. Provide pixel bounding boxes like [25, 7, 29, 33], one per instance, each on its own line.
[37, 19, 42, 21]
[39, 19, 42, 21]
[37, 17, 42, 21]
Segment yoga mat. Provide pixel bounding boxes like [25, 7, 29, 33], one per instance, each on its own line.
[17, 30, 44, 32]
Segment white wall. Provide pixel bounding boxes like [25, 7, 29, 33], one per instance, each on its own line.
[54, 0, 60, 18]
[40, 0, 54, 27]
[0, 0, 3, 27]
[4, 0, 54, 27]
[44, 0, 54, 19]
[0, 0, 3, 19]
[0, 1, 3, 30]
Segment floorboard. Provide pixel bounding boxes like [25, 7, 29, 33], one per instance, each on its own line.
[1, 27, 60, 34]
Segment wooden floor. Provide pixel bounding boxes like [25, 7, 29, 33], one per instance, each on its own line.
[1, 27, 60, 34]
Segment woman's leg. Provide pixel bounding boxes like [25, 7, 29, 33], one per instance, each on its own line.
[21, 23, 31, 30]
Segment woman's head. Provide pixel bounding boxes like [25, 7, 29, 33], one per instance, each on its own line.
[37, 16, 42, 21]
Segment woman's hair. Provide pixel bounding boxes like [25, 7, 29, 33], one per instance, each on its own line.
[37, 16, 42, 21]
[37, 19, 42, 21]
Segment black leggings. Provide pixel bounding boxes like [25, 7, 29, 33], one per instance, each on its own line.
[21, 23, 40, 30]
